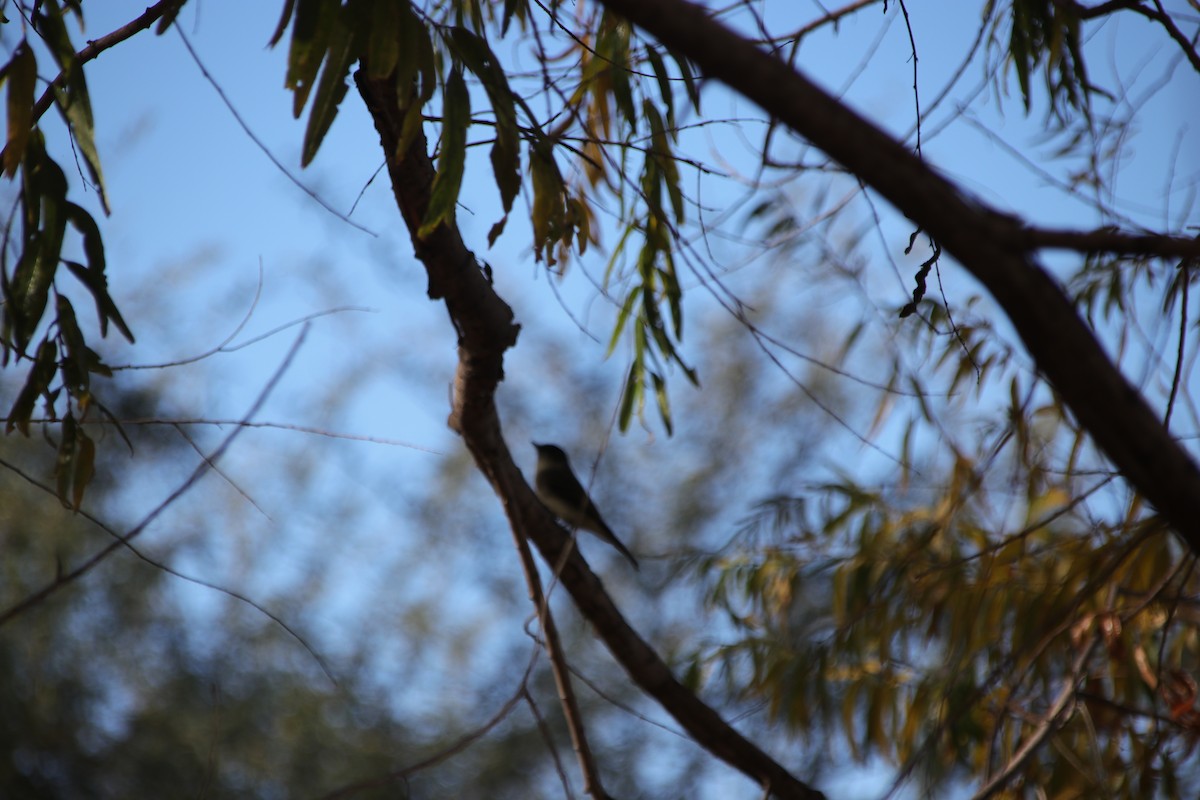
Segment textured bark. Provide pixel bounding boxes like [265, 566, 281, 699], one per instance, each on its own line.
[594, 0, 1200, 554]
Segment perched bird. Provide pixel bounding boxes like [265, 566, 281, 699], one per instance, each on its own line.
[532, 442, 639, 570]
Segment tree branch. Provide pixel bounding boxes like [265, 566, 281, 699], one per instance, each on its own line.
[354, 71, 825, 800]
[1018, 226, 1200, 259]
[592, 0, 1200, 557]
[27, 0, 179, 128]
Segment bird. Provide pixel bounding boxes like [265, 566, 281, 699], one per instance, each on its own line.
[532, 442, 639, 570]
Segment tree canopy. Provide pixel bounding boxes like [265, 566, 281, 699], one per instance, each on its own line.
[2, 1, 1199, 798]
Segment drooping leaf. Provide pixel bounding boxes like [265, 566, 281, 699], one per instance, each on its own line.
[56, 412, 78, 504]
[154, 0, 189, 35]
[62, 201, 133, 342]
[363, 0, 401, 78]
[529, 143, 567, 263]
[286, 0, 337, 118]
[6, 338, 57, 435]
[72, 424, 95, 509]
[268, 0, 297, 47]
[301, 9, 357, 166]
[447, 27, 521, 214]
[2, 42, 37, 177]
[37, 0, 110, 214]
[418, 68, 470, 238]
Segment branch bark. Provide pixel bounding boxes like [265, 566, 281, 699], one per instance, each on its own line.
[355, 72, 825, 800]
[593, 0, 1200, 556]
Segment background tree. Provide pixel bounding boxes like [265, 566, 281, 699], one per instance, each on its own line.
[1, 1, 1198, 798]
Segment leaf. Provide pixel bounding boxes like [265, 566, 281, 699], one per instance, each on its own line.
[651, 371, 673, 435]
[418, 68, 470, 238]
[301, 10, 356, 166]
[63, 202, 134, 342]
[528, 144, 563, 260]
[154, 0, 189, 35]
[9, 150, 68, 352]
[501, 0, 526, 35]
[55, 293, 89, 392]
[7, 338, 57, 435]
[71, 425, 95, 509]
[618, 362, 641, 431]
[665, 44, 700, 113]
[643, 46, 675, 128]
[37, 0, 110, 215]
[56, 412, 78, 505]
[606, 288, 639, 357]
[486, 213, 508, 248]
[268, 0, 297, 47]
[3, 42, 37, 177]
[363, 0, 400, 78]
[447, 27, 521, 213]
[286, 0, 336, 118]
[395, 102, 424, 160]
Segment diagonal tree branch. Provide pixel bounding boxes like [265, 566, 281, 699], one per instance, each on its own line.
[354, 71, 825, 800]
[592, 0, 1200, 557]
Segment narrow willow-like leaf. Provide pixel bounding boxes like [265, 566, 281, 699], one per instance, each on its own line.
[363, 0, 401, 78]
[301, 11, 356, 166]
[56, 413, 78, 506]
[448, 27, 520, 213]
[3, 42, 36, 177]
[286, 0, 336, 118]
[71, 425, 95, 510]
[418, 68, 470, 238]
[6, 339, 56, 435]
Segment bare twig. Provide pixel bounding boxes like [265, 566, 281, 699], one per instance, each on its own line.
[0, 452, 339, 684]
[172, 24, 377, 236]
[0, 325, 310, 628]
[22, 1, 176, 131]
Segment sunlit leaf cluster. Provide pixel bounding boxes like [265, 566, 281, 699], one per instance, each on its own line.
[274, 0, 702, 432]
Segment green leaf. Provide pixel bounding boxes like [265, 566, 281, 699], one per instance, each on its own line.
[447, 27, 521, 214]
[643, 45, 675, 129]
[6, 338, 57, 435]
[606, 287, 640, 358]
[529, 143, 564, 260]
[418, 68, 470, 238]
[72, 425, 95, 509]
[55, 293, 89, 393]
[9, 151, 68, 352]
[301, 10, 356, 166]
[501, 0, 526, 35]
[37, 0, 109, 215]
[65, 258, 134, 344]
[2, 42, 37, 177]
[286, 0, 337, 118]
[363, 0, 400, 78]
[665, 44, 700, 113]
[56, 412, 78, 505]
[61, 201, 132, 342]
[651, 371, 672, 435]
[618, 362, 640, 431]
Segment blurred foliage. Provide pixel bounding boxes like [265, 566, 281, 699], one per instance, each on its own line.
[1, 0, 1198, 798]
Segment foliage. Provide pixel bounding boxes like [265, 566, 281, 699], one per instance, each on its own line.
[2, 0, 1199, 798]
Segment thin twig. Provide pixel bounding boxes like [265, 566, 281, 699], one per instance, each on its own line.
[172, 24, 377, 236]
[0, 324, 310, 628]
[21, 1, 176, 131]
